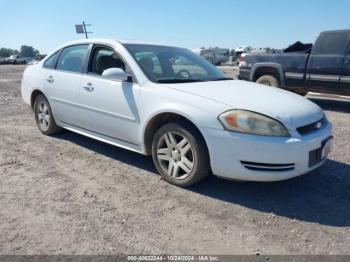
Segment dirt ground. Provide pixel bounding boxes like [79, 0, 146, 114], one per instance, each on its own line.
[0, 65, 349, 255]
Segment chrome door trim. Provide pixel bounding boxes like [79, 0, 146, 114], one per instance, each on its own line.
[340, 76, 350, 83]
[306, 74, 340, 82]
[285, 72, 304, 79]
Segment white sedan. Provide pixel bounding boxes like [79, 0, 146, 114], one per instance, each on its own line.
[21, 39, 332, 187]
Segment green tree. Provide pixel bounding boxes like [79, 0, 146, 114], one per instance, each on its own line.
[0, 48, 17, 58]
[19, 45, 40, 58]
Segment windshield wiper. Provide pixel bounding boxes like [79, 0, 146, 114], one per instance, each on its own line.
[211, 77, 233, 81]
[157, 79, 204, 83]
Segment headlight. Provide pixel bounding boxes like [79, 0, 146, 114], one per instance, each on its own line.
[218, 110, 290, 137]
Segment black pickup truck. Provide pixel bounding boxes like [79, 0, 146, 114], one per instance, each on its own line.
[239, 29, 350, 96]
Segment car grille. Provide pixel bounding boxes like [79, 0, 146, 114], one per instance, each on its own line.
[241, 161, 295, 172]
[297, 117, 327, 136]
[308, 137, 332, 167]
[309, 147, 323, 168]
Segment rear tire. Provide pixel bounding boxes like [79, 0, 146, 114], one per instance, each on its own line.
[34, 94, 62, 135]
[152, 122, 210, 187]
[256, 75, 280, 88]
[257, 74, 308, 96]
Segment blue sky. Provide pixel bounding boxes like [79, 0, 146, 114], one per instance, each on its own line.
[1, 0, 349, 53]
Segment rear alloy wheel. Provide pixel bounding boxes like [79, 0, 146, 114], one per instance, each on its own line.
[152, 122, 210, 187]
[34, 94, 62, 135]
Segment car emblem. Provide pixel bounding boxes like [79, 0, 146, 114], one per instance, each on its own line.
[316, 122, 322, 129]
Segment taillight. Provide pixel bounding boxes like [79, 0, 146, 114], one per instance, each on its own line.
[239, 55, 245, 62]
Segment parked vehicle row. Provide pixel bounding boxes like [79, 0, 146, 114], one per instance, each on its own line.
[0, 55, 29, 64]
[192, 47, 230, 65]
[239, 29, 350, 96]
[21, 39, 332, 186]
[0, 55, 43, 65]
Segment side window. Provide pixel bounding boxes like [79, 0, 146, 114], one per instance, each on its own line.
[56, 45, 88, 73]
[43, 51, 59, 69]
[313, 32, 349, 55]
[88, 46, 125, 75]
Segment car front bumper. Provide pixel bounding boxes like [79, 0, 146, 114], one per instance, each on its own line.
[201, 122, 332, 182]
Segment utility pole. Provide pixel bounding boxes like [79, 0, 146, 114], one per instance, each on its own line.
[83, 21, 88, 39]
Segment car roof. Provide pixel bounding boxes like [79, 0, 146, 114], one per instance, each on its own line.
[63, 38, 177, 48]
[320, 29, 350, 35]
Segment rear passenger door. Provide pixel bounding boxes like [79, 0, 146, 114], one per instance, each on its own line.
[306, 31, 348, 92]
[340, 35, 350, 95]
[44, 44, 89, 125]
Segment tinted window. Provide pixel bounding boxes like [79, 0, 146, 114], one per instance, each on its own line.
[56, 45, 88, 73]
[314, 32, 349, 54]
[43, 51, 59, 69]
[88, 46, 125, 75]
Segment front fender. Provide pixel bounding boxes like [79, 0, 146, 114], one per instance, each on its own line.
[138, 86, 229, 151]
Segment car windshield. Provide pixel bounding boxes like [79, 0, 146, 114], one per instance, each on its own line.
[124, 44, 232, 83]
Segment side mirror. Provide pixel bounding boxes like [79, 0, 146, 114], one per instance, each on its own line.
[102, 68, 128, 81]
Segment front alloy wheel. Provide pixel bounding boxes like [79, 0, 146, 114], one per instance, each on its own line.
[152, 122, 210, 187]
[157, 131, 194, 180]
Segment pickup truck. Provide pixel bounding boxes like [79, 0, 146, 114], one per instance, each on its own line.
[239, 29, 350, 96]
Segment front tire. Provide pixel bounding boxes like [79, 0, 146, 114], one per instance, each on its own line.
[152, 122, 210, 187]
[34, 94, 62, 135]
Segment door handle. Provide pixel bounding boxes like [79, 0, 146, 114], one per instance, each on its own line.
[46, 76, 54, 83]
[83, 83, 94, 92]
[345, 59, 350, 64]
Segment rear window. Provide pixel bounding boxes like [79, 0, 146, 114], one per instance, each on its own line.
[313, 32, 349, 54]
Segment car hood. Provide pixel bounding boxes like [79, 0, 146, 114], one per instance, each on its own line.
[162, 80, 324, 129]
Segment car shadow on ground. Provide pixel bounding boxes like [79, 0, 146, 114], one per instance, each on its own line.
[54, 131, 350, 228]
[190, 159, 350, 227]
[53, 131, 157, 173]
[309, 97, 350, 113]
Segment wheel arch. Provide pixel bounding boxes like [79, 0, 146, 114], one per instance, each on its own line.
[142, 111, 209, 157]
[250, 63, 285, 87]
[30, 89, 46, 109]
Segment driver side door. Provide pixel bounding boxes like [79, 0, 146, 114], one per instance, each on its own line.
[78, 45, 141, 145]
